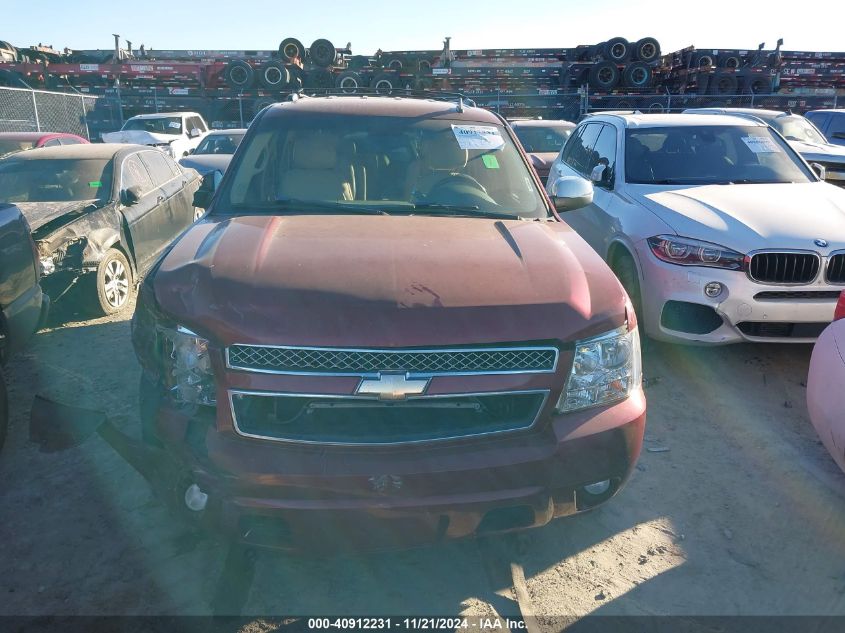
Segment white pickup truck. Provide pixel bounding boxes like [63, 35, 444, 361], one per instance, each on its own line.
[102, 112, 209, 158]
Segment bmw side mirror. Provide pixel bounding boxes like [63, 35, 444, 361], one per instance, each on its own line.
[122, 186, 142, 206]
[550, 176, 594, 212]
[810, 162, 827, 180]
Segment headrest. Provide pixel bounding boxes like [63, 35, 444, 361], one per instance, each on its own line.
[292, 134, 338, 170]
[421, 132, 468, 171]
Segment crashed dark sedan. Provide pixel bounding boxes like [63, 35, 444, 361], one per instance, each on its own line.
[0, 144, 202, 314]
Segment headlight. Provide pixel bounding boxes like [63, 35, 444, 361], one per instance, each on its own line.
[556, 326, 641, 413]
[647, 235, 744, 270]
[158, 325, 216, 405]
[39, 256, 56, 276]
[155, 143, 175, 157]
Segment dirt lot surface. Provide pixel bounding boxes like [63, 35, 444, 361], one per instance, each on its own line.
[3, 299, 845, 626]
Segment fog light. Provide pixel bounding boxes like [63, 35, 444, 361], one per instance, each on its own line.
[704, 282, 723, 298]
[583, 479, 611, 495]
[39, 257, 56, 276]
[184, 484, 208, 512]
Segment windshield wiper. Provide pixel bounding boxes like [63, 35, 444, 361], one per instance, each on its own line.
[409, 203, 526, 220]
[230, 198, 390, 215]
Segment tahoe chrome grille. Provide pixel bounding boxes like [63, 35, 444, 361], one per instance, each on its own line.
[827, 253, 845, 283]
[747, 252, 820, 284]
[226, 344, 558, 375]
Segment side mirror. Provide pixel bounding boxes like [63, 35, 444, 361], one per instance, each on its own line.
[189, 128, 201, 138]
[550, 176, 594, 212]
[122, 186, 142, 206]
[810, 162, 827, 180]
[193, 169, 223, 209]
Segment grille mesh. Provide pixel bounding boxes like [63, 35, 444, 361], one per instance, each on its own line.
[748, 252, 819, 284]
[227, 345, 557, 375]
[828, 254, 845, 283]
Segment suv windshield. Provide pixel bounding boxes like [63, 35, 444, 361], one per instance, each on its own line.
[0, 158, 113, 202]
[513, 125, 573, 153]
[768, 115, 828, 144]
[625, 125, 814, 185]
[220, 113, 548, 219]
[122, 116, 183, 135]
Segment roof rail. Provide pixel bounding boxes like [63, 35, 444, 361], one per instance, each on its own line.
[583, 110, 643, 117]
[291, 87, 477, 109]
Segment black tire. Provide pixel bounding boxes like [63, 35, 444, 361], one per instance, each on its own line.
[94, 248, 133, 315]
[647, 102, 665, 113]
[224, 60, 254, 90]
[611, 251, 643, 328]
[303, 68, 334, 90]
[278, 37, 305, 62]
[588, 61, 620, 91]
[0, 367, 7, 454]
[371, 73, 396, 94]
[693, 53, 715, 69]
[718, 54, 741, 69]
[634, 37, 661, 63]
[623, 61, 652, 88]
[252, 98, 276, 117]
[711, 71, 739, 95]
[335, 70, 363, 93]
[258, 60, 290, 90]
[747, 75, 772, 94]
[309, 38, 337, 68]
[604, 37, 631, 63]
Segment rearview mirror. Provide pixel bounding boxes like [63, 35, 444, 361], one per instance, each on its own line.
[122, 186, 142, 206]
[810, 162, 827, 180]
[550, 176, 594, 212]
[193, 169, 223, 209]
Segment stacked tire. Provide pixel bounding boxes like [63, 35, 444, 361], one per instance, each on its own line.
[584, 36, 661, 91]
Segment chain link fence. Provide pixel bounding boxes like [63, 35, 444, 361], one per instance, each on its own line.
[583, 91, 840, 115]
[0, 86, 121, 140]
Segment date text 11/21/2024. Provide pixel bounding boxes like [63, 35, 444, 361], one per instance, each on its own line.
[307, 617, 529, 630]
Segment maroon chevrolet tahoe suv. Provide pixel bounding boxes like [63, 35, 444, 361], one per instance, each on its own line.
[131, 94, 646, 551]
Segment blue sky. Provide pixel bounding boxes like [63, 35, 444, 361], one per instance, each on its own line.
[4, 0, 840, 55]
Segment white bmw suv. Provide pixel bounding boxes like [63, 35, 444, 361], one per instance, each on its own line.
[546, 112, 845, 344]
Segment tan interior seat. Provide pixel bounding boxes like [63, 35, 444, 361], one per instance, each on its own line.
[278, 133, 354, 201]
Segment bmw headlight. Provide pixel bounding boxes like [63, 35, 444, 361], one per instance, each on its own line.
[556, 326, 641, 413]
[159, 325, 216, 405]
[647, 235, 744, 270]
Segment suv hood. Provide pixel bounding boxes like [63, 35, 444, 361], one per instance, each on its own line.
[13, 200, 99, 232]
[152, 215, 626, 347]
[101, 130, 175, 145]
[789, 139, 845, 163]
[634, 182, 845, 253]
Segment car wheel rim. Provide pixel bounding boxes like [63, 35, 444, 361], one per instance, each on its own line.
[104, 259, 128, 308]
[339, 77, 358, 93]
[611, 44, 626, 59]
[633, 68, 647, 84]
[283, 44, 298, 59]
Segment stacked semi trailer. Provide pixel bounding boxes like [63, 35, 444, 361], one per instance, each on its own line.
[0, 35, 842, 133]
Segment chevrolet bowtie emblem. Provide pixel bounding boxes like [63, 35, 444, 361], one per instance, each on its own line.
[356, 372, 430, 400]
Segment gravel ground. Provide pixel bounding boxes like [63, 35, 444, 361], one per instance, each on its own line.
[2, 299, 845, 626]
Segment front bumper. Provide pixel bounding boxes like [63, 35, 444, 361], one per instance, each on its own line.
[635, 244, 840, 344]
[142, 384, 645, 552]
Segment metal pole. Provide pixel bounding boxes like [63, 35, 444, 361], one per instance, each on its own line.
[238, 92, 244, 127]
[32, 90, 41, 131]
[154, 87, 159, 113]
[81, 95, 91, 140]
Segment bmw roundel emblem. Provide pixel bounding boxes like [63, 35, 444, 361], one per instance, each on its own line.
[815, 239, 829, 248]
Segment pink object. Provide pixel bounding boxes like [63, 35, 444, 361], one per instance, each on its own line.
[807, 296, 845, 474]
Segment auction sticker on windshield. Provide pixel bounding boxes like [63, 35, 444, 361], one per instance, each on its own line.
[742, 136, 781, 153]
[452, 125, 505, 151]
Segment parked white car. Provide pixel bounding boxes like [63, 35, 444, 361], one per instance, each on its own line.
[546, 112, 845, 344]
[807, 291, 845, 474]
[102, 112, 209, 158]
[683, 108, 845, 187]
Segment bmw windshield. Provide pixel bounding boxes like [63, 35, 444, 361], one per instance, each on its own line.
[625, 125, 815, 185]
[220, 114, 549, 219]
